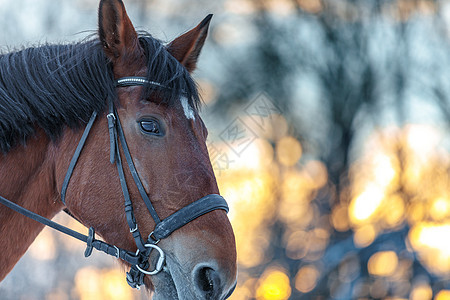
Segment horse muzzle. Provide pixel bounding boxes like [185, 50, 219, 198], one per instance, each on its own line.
[151, 252, 237, 300]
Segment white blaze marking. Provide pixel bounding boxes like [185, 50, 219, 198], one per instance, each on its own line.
[181, 96, 195, 120]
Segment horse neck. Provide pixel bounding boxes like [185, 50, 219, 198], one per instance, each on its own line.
[0, 129, 63, 281]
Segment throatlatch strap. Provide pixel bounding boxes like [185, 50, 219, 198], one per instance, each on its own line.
[153, 194, 229, 240]
[61, 111, 98, 205]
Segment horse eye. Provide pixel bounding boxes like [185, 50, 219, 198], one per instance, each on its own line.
[139, 120, 162, 135]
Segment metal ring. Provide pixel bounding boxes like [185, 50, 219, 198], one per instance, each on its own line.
[135, 244, 165, 275]
[148, 231, 160, 244]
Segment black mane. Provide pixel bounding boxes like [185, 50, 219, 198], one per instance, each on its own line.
[0, 34, 200, 153]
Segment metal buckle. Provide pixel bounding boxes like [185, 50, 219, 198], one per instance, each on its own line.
[135, 244, 165, 275]
[113, 245, 120, 258]
[106, 112, 116, 121]
[130, 224, 138, 233]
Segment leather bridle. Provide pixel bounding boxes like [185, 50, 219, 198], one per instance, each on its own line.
[0, 76, 229, 289]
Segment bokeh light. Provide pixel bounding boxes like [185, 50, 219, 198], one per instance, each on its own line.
[255, 267, 291, 300]
[275, 136, 302, 167]
[368, 251, 398, 277]
[295, 265, 320, 293]
[75, 267, 134, 300]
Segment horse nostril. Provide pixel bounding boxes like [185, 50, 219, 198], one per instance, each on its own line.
[195, 266, 222, 297]
[198, 267, 214, 292]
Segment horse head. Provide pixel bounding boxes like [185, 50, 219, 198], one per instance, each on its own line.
[56, 0, 237, 298]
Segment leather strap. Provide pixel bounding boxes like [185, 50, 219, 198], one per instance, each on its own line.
[153, 194, 229, 240]
[111, 113, 147, 252]
[114, 106, 161, 224]
[0, 194, 140, 265]
[61, 111, 98, 205]
[107, 98, 116, 164]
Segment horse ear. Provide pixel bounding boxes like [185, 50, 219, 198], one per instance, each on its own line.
[98, 0, 140, 63]
[167, 14, 213, 73]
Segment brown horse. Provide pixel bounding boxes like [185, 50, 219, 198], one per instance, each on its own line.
[0, 0, 237, 298]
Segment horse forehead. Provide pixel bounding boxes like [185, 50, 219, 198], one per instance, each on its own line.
[180, 96, 195, 121]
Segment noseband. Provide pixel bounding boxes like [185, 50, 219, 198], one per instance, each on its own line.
[0, 77, 229, 289]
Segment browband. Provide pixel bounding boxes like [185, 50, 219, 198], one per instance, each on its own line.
[115, 76, 166, 88]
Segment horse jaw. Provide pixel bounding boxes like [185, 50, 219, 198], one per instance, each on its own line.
[149, 268, 180, 300]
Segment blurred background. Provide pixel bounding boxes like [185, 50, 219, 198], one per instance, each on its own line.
[1, 0, 450, 299]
